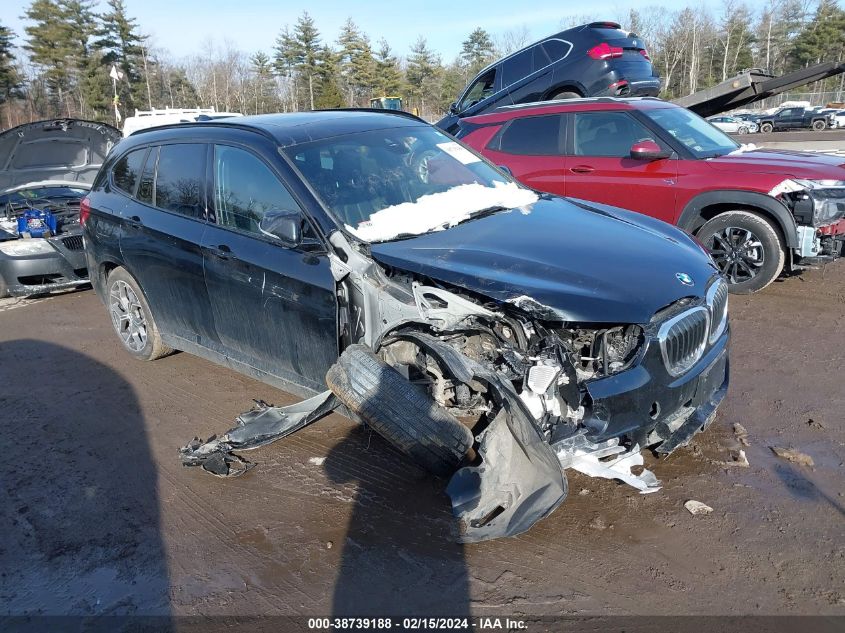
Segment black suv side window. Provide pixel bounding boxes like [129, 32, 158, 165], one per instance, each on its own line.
[112, 148, 146, 195]
[213, 145, 303, 235]
[154, 144, 206, 218]
[137, 146, 157, 205]
[496, 115, 564, 155]
[459, 69, 496, 110]
[542, 39, 571, 61]
[501, 47, 534, 87]
[573, 112, 661, 157]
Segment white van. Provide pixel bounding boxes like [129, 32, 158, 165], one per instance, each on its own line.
[122, 107, 243, 137]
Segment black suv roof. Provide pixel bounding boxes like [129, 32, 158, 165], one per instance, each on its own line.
[126, 109, 426, 148]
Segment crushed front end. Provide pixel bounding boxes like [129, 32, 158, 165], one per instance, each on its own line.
[774, 180, 845, 265]
[181, 231, 730, 543]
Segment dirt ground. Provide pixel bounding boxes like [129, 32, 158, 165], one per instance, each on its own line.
[1, 262, 843, 620]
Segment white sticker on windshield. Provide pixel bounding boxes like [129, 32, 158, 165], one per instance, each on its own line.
[437, 142, 481, 165]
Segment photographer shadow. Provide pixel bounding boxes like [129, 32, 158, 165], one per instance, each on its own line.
[325, 424, 471, 619]
[0, 339, 170, 624]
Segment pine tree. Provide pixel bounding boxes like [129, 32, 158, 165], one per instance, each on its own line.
[373, 39, 403, 97]
[790, 0, 845, 68]
[23, 0, 103, 117]
[406, 36, 440, 116]
[23, 0, 73, 114]
[0, 23, 24, 122]
[250, 51, 276, 114]
[293, 12, 322, 110]
[60, 0, 101, 115]
[273, 26, 299, 111]
[94, 0, 146, 115]
[314, 46, 345, 109]
[459, 28, 495, 78]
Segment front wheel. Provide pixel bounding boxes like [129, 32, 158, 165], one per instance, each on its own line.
[107, 267, 173, 360]
[812, 119, 826, 131]
[326, 344, 473, 477]
[760, 122, 773, 133]
[697, 211, 785, 294]
[737, 126, 748, 135]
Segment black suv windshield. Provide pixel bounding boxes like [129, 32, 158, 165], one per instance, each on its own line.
[644, 107, 739, 158]
[285, 126, 537, 242]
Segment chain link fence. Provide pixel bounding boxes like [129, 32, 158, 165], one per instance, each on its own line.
[755, 90, 845, 112]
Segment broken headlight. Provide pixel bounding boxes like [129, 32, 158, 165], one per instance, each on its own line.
[568, 325, 645, 379]
[784, 180, 845, 228]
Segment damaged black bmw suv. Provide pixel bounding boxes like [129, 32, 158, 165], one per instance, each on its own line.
[83, 111, 729, 541]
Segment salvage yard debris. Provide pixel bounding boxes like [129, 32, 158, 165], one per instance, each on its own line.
[180, 393, 338, 476]
[733, 423, 750, 446]
[770, 446, 815, 467]
[684, 500, 714, 515]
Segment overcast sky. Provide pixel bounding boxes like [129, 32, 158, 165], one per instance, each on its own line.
[8, 0, 726, 62]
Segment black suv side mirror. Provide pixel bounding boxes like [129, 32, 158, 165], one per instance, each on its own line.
[259, 209, 303, 247]
[449, 101, 459, 115]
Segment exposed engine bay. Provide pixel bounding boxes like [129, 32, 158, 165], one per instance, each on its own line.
[180, 231, 729, 542]
[0, 196, 82, 240]
[771, 179, 845, 261]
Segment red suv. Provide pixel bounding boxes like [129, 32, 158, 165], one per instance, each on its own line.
[452, 98, 845, 293]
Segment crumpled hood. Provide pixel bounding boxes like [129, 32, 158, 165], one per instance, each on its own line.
[707, 149, 845, 179]
[0, 119, 121, 193]
[370, 196, 718, 324]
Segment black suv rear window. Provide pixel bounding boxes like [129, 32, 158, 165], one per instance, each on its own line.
[154, 144, 205, 218]
[112, 148, 146, 195]
[497, 115, 563, 155]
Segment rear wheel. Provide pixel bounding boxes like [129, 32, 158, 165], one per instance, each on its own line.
[812, 119, 826, 131]
[549, 90, 581, 101]
[697, 211, 785, 294]
[760, 122, 773, 133]
[107, 267, 173, 360]
[326, 344, 474, 477]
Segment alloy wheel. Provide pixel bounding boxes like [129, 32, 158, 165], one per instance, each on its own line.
[109, 279, 148, 352]
[706, 226, 765, 284]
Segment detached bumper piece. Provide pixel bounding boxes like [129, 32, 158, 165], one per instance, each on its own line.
[179, 391, 337, 476]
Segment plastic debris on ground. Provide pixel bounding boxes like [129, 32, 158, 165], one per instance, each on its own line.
[684, 500, 713, 515]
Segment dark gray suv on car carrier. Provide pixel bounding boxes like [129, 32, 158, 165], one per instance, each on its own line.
[437, 21, 661, 134]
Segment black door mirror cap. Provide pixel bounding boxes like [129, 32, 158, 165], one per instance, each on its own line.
[259, 209, 303, 247]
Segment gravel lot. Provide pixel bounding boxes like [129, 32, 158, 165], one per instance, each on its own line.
[1, 260, 844, 620]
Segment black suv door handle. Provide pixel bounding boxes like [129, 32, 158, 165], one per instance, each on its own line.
[127, 215, 142, 228]
[570, 165, 594, 174]
[209, 244, 231, 260]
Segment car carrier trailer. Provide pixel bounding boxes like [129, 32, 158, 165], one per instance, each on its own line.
[673, 61, 845, 118]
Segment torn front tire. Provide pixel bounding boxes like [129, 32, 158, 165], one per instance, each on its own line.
[326, 344, 474, 477]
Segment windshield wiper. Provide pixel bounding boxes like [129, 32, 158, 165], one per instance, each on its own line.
[444, 205, 509, 227]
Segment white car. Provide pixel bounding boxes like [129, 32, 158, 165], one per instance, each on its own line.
[830, 110, 845, 129]
[122, 107, 243, 137]
[707, 116, 757, 134]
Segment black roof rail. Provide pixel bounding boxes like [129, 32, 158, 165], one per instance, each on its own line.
[315, 107, 427, 123]
[126, 120, 279, 144]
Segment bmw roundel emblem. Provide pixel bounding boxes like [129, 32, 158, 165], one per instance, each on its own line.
[676, 272, 694, 286]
